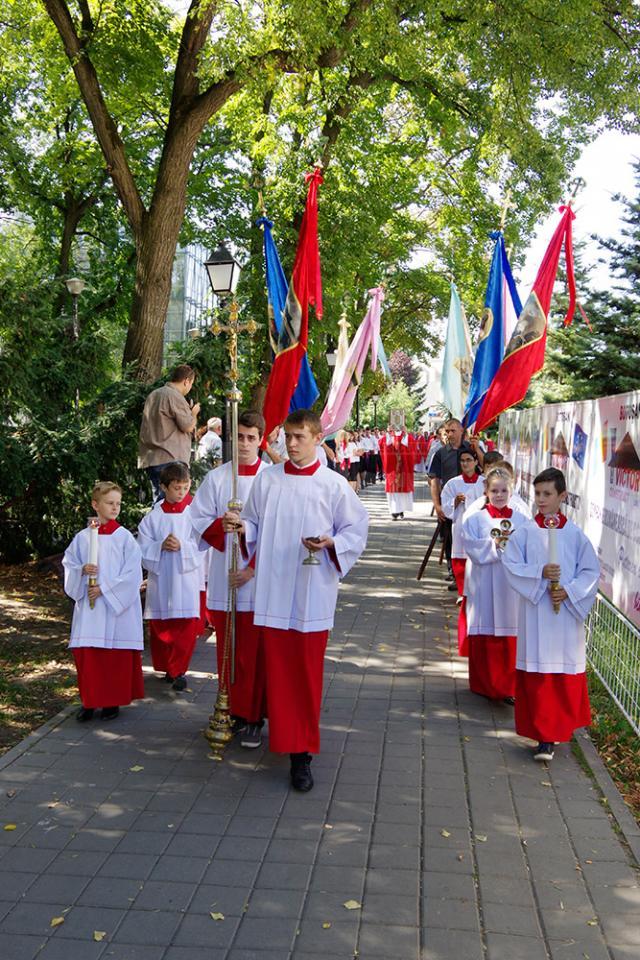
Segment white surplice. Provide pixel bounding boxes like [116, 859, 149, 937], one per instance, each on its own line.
[441, 474, 485, 559]
[189, 460, 269, 612]
[462, 508, 532, 636]
[63, 526, 143, 649]
[502, 519, 599, 673]
[137, 502, 202, 620]
[242, 462, 369, 632]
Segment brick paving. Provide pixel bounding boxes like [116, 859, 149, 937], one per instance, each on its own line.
[0, 480, 638, 959]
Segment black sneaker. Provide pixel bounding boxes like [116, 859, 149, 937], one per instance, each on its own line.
[447, 582, 458, 591]
[231, 715, 248, 735]
[290, 752, 314, 792]
[533, 742, 554, 761]
[444, 573, 455, 582]
[392, 514, 399, 521]
[503, 696, 516, 706]
[172, 675, 187, 691]
[101, 706, 119, 721]
[76, 707, 94, 723]
[163, 673, 174, 683]
[240, 722, 264, 749]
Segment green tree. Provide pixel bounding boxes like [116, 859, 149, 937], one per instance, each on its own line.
[8, 0, 637, 383]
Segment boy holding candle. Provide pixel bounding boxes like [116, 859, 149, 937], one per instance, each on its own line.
[502, 467, 599, 760]
[63, 481, 144, 721]
[137, 462, 203, 692]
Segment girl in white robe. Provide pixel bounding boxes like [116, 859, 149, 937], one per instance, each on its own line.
[502, 467, 599, 760]
[462, 468, 532, 701]
[137, 463, 203, 691]
[63, 482, 144, 721]
[441, 449, 484, 656]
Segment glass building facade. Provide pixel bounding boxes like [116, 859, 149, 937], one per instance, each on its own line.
[164, 243, 214, 347]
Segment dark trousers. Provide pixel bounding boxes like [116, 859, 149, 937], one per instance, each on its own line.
[442, 518, 453, 569]
[145, 463, 172, 504]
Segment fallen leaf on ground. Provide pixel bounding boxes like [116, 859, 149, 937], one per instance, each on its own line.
[586, 919, 598, 926]
[475, 834, 488, 842]
[440, 829, 451, 838]
[93, 931, 107, 942]
[3, 824, 17, 831]
[322, 922, 332, 929]
[541, 781, 552, 787]
[6, 790, 16, 798]
[343, 900, 361, 910]
[129, 766, 144, 773]
[463, 736, 470, 742]
[50, 917, 65, 928]
[210, 912, 225, 921]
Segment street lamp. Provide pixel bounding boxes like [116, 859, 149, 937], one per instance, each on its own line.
[204, 246, 241, 298]
[65, 277, 86, 413]
[370, 393, 380, 429]
[65, 276, 86, 340]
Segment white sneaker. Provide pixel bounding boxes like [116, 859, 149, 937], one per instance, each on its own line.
[533, 742, 555, 761]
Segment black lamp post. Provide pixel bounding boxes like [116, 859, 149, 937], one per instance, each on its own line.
[65, 276, 86, 413]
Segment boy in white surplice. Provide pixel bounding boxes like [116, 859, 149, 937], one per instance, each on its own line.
[63, 481, 144, 722]
[502, 467, 599, 762]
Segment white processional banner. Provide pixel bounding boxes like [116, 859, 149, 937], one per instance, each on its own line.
[499, 389, 640, 630]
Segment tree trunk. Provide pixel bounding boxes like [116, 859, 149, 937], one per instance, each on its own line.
[122, 119, 203, 382]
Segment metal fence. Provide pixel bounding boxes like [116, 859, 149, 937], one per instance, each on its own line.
[585, 593, 640, 737]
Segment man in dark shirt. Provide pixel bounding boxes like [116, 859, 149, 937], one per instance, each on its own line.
[429, 418, 484, 578]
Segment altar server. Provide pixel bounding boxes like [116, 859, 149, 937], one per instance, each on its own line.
[189, 410, 269, 748]
[137, 462, 202, 692]
[441, 448, 484, 655]
[381, 427, 416, 519]
[462, 467, 531, 701]
[229, 409, 368, 791]
[502, 467, 599, 761]
[63, 481, 144, 721]
[463, 458, 531, 519]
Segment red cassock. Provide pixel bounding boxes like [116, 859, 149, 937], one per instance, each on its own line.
[381, 433, 416, 494]
[73, 649, 144, 709]
[515, 671, 591, 743]
[149, 618, 199, 679]
[451, 558, 469, 657]
[262, 627, 328, 754]
[469, 635, 517, 699]
[210, 610, 266, 725]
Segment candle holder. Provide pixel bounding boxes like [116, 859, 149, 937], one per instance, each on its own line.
[544, 514, 562, 614]
[87, 517, 99, 609]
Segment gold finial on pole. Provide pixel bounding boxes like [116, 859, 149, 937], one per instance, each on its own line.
[204, 297, 260, 761]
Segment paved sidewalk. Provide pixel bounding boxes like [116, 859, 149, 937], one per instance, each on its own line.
[0, 481, 639, 960]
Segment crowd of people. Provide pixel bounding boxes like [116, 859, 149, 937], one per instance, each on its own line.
[62, 364, 599, 798]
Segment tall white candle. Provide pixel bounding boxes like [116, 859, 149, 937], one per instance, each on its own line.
[88, 521, 99, 565]
[547, 522, 558, 564]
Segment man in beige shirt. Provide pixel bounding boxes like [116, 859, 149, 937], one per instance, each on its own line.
[138, 364, 200, 502]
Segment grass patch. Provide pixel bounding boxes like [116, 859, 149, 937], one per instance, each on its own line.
[588, 667, 640, 823]
[0, 562, 78, 753]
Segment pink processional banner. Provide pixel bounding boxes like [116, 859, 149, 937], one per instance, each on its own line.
[499, 389, 640, 630]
